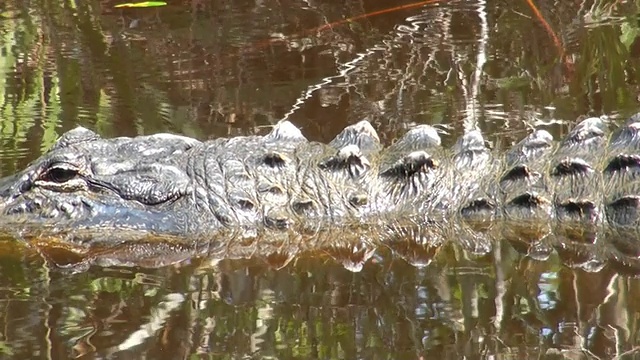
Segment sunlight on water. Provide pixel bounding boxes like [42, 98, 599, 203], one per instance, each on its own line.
[1, 0, 640, 358]
[537, 271, 559, 310]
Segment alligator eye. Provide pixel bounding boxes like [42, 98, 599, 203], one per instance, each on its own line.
[44, 166, 78, 183]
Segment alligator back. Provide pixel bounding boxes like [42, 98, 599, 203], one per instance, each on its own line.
[3, 115, 640, 271]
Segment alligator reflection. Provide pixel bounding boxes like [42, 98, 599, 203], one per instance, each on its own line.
[0, 227, 640, 359]
[22, 219, 640, 276]
[3, 226, 640, 358]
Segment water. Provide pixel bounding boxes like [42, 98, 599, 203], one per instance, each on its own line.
[1, 0, 640, 358]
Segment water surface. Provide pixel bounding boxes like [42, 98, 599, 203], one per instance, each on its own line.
[1, 0, 640, 358]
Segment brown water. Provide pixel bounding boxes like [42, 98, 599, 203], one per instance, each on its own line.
[2, 0, 640, 358]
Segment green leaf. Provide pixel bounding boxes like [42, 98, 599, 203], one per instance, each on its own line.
[495, 76, 530, 90]
[91, 277, 126, 293]
[620, 21, 640, 50]
[115, 1, 167, 8]
[0, 341, 14, 356]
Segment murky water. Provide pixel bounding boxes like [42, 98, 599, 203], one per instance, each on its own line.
[2, 0, 640, 358]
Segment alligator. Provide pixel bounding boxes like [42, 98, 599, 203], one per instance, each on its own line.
[3, 115, 640, 271]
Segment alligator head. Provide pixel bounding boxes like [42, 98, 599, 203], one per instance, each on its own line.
[0, 127, 202, 234]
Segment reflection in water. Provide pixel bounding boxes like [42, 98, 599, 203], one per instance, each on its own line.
[0, 222, 639, 358]
[3, 232, 640, 358]
[2, 0, 640, 358]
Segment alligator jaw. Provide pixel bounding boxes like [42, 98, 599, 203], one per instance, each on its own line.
[0, 166, 187, 234]
[0, 185, 189, 235]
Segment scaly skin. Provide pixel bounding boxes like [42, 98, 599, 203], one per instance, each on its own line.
[0, 119, 490, 235]
[2, 115, 640, 271]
